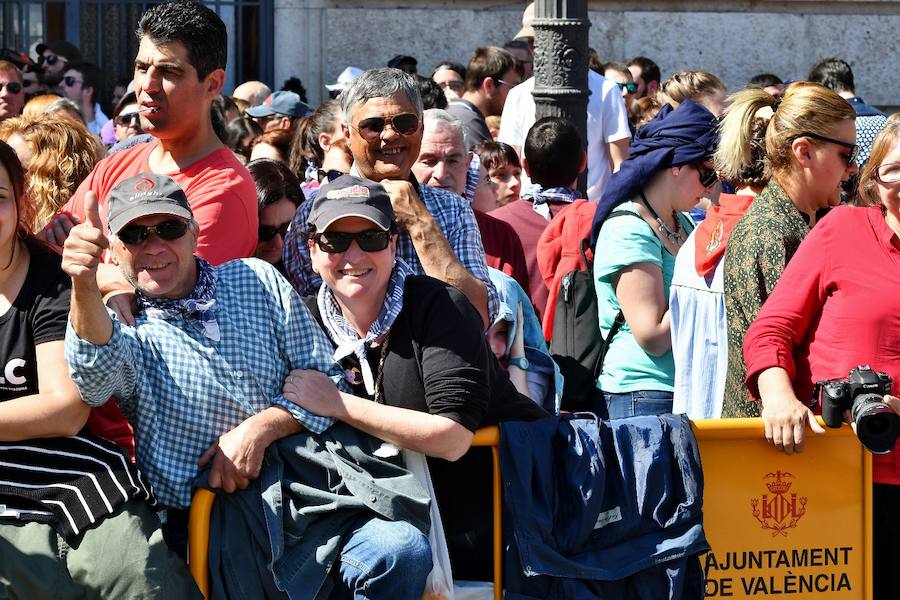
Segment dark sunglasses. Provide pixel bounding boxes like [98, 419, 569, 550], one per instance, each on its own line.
[20, 79, 35, 89]
[259, 222, 290, 242]
[118, 220, 190, 245]
[0, 81, 22, 94]
[317, 169, 344, 184]
[438, 80, 464, 93]
[353, 113, 419, 141]
[62, 75, 82, 87]
[40, 53, 62, 66]
[313, 230, 391, 253]
[791, 132, 859, 167]
[115, 112, 141, 127]
[690, 163, 719, 188]
[616, 81, 638, 94]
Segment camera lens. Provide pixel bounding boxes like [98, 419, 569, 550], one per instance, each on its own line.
[852, 393, 900, 454]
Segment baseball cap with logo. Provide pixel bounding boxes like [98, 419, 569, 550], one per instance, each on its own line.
[107, 173, 193, 235]
[307, 175, 395, 232]
[245, 91, 311, 119]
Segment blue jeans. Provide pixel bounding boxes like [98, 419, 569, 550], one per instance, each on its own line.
[600, 389, 673, 419]
[332, 516, 432, 600]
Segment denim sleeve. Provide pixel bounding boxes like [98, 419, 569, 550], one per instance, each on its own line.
[64, 315, 138, 410]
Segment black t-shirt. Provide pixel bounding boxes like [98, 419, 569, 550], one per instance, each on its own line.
[306, 275, 547, 538]
[0, 240, 71, 401]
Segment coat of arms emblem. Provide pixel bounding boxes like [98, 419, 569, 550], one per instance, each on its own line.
[750, 470, 807, 537]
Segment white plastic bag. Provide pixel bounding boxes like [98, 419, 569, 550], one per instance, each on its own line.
[401, 447, 454, 600]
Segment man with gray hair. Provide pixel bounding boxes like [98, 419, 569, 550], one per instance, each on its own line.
[284, 67, 497, 326]
[412, 108, 530, 294]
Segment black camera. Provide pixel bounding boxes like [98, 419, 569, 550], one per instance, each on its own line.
[815, 365, 900, 454]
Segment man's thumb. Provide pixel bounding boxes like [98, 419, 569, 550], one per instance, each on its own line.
[84, 191, 103, 230]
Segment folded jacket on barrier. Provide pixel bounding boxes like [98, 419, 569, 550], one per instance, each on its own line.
[500, 413, 708, 599]
[201, 422, 432, 600]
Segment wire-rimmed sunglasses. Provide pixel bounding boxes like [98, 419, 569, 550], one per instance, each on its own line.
[351, 113, 419, 141]
[118, 220, 190, 245]
[0, 81, 22, 94]
[312, 230, 391, 253]
[115, 112, 141, 127]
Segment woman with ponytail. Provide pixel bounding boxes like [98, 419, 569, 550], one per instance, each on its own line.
[721, 81, 858, 417]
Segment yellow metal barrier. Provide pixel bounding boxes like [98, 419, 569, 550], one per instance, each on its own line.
[693, 418, 872, 600]
[188, 425, 503, 600]
[191, 418, 872, 600]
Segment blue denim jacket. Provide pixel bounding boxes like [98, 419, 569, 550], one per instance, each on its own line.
[202, 423, 431, 599]
[489, 268, 563, 414]
[500, 413, 708, 599]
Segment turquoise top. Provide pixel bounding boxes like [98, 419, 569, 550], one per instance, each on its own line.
[592, 201, 691, 393]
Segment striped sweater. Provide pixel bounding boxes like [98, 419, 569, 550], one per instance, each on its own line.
[0, 434, 156, 538]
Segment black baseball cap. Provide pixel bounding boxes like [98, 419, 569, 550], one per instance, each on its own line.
[107, 173, 193, 234]
[308, 175, 395, 232]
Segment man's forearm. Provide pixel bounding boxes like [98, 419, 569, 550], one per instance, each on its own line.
[406, 217, 489, 327]
[71, 279, 114, 345]
[252, 405, 304, 447]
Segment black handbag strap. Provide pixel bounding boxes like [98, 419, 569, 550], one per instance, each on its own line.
[589, 209, 644, 381]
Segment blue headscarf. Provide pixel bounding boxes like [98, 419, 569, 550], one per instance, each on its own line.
[589, 99, 720, 245]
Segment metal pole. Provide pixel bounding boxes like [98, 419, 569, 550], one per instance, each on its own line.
[532, 0, 590, 194]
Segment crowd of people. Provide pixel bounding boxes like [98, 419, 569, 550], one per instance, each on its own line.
[0, 0, 897, 597]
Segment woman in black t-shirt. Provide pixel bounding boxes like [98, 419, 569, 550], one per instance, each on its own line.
[283, 175, 547, 581]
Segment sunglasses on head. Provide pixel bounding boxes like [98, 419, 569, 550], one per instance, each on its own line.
[616, 81, 638, 94]
[690, 163, 719, 188]
[118, 219, 189, 245]
[791, 132, 859, 167]
[352, 113, 419, 141]
[258, 222, 290, 242]
[115, 112, 141, 127]
[0, 81, 22, 94]
[62, 75, 82, 87]
[313, 230, 391, 253]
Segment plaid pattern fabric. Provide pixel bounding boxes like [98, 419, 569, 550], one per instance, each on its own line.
[66, 258, 343, 508]
[283, 181, 498, 321]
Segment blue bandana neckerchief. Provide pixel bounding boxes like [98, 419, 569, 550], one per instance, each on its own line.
[318, 257, 412, 396]
[521, 184, 581, 221]
[137, 257, 221, 342]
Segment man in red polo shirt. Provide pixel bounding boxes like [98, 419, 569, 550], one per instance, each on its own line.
[48, 1, 256, 266]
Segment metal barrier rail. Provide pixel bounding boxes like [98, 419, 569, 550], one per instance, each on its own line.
[188, 425, 503, 600]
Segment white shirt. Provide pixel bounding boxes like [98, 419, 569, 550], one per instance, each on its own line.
[669, 228, 728, 419]
[87, 102, 110, 137]
[498, 70, 630, 202]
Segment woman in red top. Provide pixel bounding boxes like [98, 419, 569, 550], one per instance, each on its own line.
[744, 121, 900, 599]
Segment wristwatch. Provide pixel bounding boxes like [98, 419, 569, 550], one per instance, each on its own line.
[508, 356, 530, 370]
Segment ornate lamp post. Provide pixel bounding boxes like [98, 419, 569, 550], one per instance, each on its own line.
[532, 0, 590, 193]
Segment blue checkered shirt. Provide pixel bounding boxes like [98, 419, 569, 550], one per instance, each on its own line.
[283, 178, 498, 322]
[65, 258, 343, 508]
